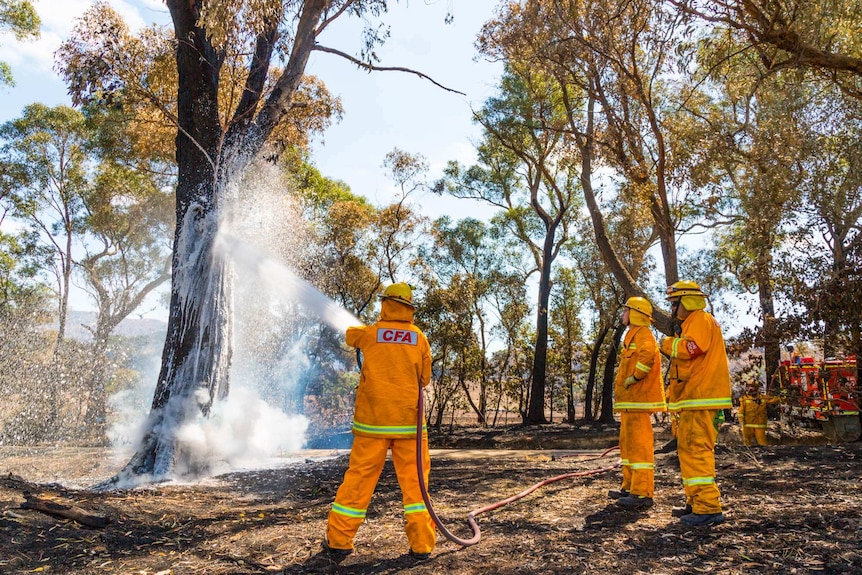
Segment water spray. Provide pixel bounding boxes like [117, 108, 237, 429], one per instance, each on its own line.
[216, 232, 361, 333]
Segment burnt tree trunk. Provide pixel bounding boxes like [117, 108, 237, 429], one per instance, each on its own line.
[109, 0, 328, 484]
[526, 239, 555, 424]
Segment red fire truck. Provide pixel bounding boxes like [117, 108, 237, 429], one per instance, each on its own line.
[770, 355, 860, 442]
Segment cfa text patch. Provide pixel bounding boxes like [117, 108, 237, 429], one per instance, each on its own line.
[377, 328, 418, 345]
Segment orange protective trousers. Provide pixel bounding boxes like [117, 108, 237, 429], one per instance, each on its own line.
[677, 409, 722, 514]
[742, 425, 768, 446]
[326, 434, 436, 554]
[619, 411, 655, 498]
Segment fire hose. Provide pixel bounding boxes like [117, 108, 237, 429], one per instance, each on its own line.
[414, 385, 621, 547]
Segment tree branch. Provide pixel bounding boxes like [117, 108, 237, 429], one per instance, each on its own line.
[313, 44, 467, 96]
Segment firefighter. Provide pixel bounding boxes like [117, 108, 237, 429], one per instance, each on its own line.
[660, 280, 732, 527]
[738, 382, 779, 446]
[324, 283, 435, 560]
[610, 296, 667, 510]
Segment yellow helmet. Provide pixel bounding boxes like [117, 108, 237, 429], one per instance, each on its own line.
[380, 282, 415, 308]
[665, 280, 707, 300]
[624, 296, 653, 326]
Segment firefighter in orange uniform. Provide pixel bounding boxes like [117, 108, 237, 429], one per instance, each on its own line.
[610, 297, 667, 510]
[738, 382, 779, 446]
[660, 281, 732, 526]
[324, 283, 435, 560]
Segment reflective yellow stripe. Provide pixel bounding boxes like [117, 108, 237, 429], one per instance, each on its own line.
[743, 424, 768, 429]
[615, 401, 667, 410]
[629, 462, 654, 470]
[635, 362, 652, 373]
[332, 503, 366, 518]
[671, 337, 683, 358]
[620, 458, 630, 466]
[683, 476, 715, 486]
[353, 421, 427, 436]
[629, 343, 637, 349]
[404, 503, 427, 515]
[667, 398, 732, 410]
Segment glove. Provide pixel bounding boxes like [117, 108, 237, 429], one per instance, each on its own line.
[660, 337, 672, 356]
[624, 375, 639, 388]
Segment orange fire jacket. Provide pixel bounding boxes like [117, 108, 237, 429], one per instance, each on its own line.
[739, 393, 779, 428]
[614, 326, 666, 412]
[346, 299, 432, 439]
[661, 309, 732, 411]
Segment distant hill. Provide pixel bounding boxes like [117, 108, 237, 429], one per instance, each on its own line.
[64, 311, 167, 342]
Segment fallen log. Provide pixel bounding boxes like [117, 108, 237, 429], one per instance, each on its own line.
[21, 492, 110, 528]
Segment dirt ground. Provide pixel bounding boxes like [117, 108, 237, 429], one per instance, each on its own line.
[2, 422, 861, 575]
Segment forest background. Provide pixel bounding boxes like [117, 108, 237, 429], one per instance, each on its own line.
[0, 0, 860, 481]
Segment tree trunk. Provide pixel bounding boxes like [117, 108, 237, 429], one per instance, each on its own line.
[574, 93, 675, 335]
[475, 305, 489, 424]
[566, 350, 576, 423]
[111, 0, 230, 479]
[53, 227, 74, 358]
[584, 324, 610, 422]
[599, 324, 625, 424]
[757, 273, 780, 386]
[458, 359, 485, 426]
[526, 234, 556, 424]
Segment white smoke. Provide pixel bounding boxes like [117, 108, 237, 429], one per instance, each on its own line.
[172, 387, 309, 476]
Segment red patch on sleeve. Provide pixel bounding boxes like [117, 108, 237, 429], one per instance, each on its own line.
[685, 340, 704, 358]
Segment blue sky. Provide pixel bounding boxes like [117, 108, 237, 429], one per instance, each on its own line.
[2, 0, 503, 220]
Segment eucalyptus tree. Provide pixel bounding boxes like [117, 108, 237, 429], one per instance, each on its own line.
[787, 94, 862, 365]
[57, 0, 459, 481]
[413, 276, 480, 430]
[487, 268, 533, 424]
[375, 149, 430, 284]
[0, 104, 92, 355]
[0, 0, 39, 86]
[77, 165, 174, 432]
[684, 37, 810, 378]
[547, 266, 587, 422]
[418, 216, 500, 425]
[438, 66, 582, 424]
[667, 0, 862, 97]
[0, 101, 177, 438]
[478, 0, 712, 336]
[292, 162, 379, 320]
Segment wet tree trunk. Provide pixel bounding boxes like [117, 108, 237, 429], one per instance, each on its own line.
[108, 0, 326, 484]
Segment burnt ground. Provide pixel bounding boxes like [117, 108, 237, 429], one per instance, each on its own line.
[1, 422, 861, 575]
